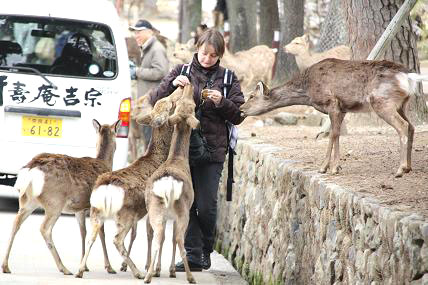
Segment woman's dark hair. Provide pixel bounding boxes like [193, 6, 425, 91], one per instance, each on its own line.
[196, 28, 225, 58]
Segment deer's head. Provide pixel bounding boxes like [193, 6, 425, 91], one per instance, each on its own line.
[92, 119, 121, 158]
[136, 87, 183, 128]
[240, 81, 272, 117]
[168, 84, 199, 129]
[131, 92, 152, 119]
[172, 42, 194, 63]
[283, 34, 309, 55]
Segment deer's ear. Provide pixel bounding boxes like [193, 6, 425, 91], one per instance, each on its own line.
[303, 34, 310, 43]
[168, 114, 180, 125]
[257, 81, 270, 97]
[93, 119, 101, 133]
[112, 120, 122, 133]
[186, 115, 200, 129]
[136, 113, 152, 125]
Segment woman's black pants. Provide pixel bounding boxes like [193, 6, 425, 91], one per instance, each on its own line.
[184, 161, 224, 264]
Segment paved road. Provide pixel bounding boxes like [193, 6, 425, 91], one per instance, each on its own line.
[0, 207, 246, 285]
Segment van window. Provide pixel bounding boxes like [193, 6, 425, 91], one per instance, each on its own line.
[0, 16, 117, 79]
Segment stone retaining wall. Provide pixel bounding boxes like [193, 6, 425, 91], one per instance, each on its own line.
[215, 138, 428, 285]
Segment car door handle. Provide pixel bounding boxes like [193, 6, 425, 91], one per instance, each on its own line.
[4, 105, 81, 117]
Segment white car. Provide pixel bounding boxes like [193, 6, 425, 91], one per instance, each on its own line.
[0, 0, 131, 188]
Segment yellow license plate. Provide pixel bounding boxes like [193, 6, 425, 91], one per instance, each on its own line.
[22, 116, 62, 138]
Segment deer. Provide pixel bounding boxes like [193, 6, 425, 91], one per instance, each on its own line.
[171, 41, 274, 92]
[129, 90, 154, 161]
[240, 58, 428, 178]
[75, 88, 184, 279]
[2, 119, 120, 275]
[143, 84, 198, 284]
[284, 34, 351, 71]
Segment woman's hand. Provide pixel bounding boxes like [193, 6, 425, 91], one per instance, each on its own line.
[205, 89, 222, 106]
[172, 75, 190, 87]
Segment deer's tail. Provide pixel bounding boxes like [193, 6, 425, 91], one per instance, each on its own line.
[152, 176, 183, 208]
[407, 73, 428, 96]
[15, 167, 45, 199]
[90, 184, 125, 218]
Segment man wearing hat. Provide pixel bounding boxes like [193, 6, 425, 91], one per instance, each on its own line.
[129, 19, 169, 156]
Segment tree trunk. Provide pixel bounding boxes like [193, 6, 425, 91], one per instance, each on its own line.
[273, 0, 304, 85]
[342, 0, 428, 123]
[316, 0, 348, 52]
[227, 0, 258, 52]
[259, 0, 280, 47]
[180, 0, 202, 43]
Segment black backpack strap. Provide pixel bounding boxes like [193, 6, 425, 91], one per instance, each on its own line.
[223, 68, 235, 201]
[180, 63, 191, 78]
[223, 68, 233, 98]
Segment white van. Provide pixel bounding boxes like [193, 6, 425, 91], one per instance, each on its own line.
[0, 0, 131, 187]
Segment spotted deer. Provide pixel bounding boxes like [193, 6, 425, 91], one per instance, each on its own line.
[75, 88, 184, 279]
[240, 58, 428, 178]
[143, 84, 198, 284]
[2, 119, 120, 275]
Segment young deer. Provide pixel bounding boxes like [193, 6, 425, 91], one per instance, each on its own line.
[75, 88, 184, 279]
[284, 34, 351, 71]
[143, 84, 198, 284]
[2, 119, 120, 275]
[240, 58, 428, 178]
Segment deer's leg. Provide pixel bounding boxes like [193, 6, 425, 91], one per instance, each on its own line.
[120, 222, 137, 272]
[144, 215, 165, 284]
[154, 221, 165, 278]
[176, 214, 196, 284]
[373, 104, 411, 177]
[330, 112, 346, 174]
[145, 216, 153, 272]
[75, 211, 103, 278]
[2, 202, 37, 273]
[398, 106, 414, 172]
[114, 217, 144, 279]
[99, 224, 116, 274]
[75, 210, 89, 272]
[169, 221, 177, 278]
[40, 209, 71, 275]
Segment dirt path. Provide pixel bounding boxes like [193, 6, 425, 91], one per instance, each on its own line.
[239, 114, 428, 218]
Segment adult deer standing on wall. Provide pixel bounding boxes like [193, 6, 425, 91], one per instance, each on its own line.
[144, 84, 198, 284]
[2, 119, 120, 275]
[240, 58, 428, 177]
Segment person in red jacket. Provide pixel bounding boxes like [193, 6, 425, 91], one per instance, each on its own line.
[149, 28, 245, 271]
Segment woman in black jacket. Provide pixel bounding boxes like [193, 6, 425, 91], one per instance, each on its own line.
[149, 28, 245, 271]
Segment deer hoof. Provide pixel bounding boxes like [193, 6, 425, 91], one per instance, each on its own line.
[83, 265, 89, 272]
[75, 271, 83, 278]
[170, 271, 176, 278]
[134, 271, 145, 279]
[144, 275, 152, 283]
[106, 265, 116, 274]
[154, 271, 160, 277]
[188, 276, 197, 284]
[331, 165, 341, 175]
[318, 167, 327, 174]
[120, 262, 128, 272]
[2, 264, 11, 274]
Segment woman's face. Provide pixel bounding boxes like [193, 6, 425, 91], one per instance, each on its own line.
[197, 43, 219, 68]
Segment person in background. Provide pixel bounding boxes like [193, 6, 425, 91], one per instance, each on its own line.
[148, 28, 245, 271]
[129, 19, 169, 156]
